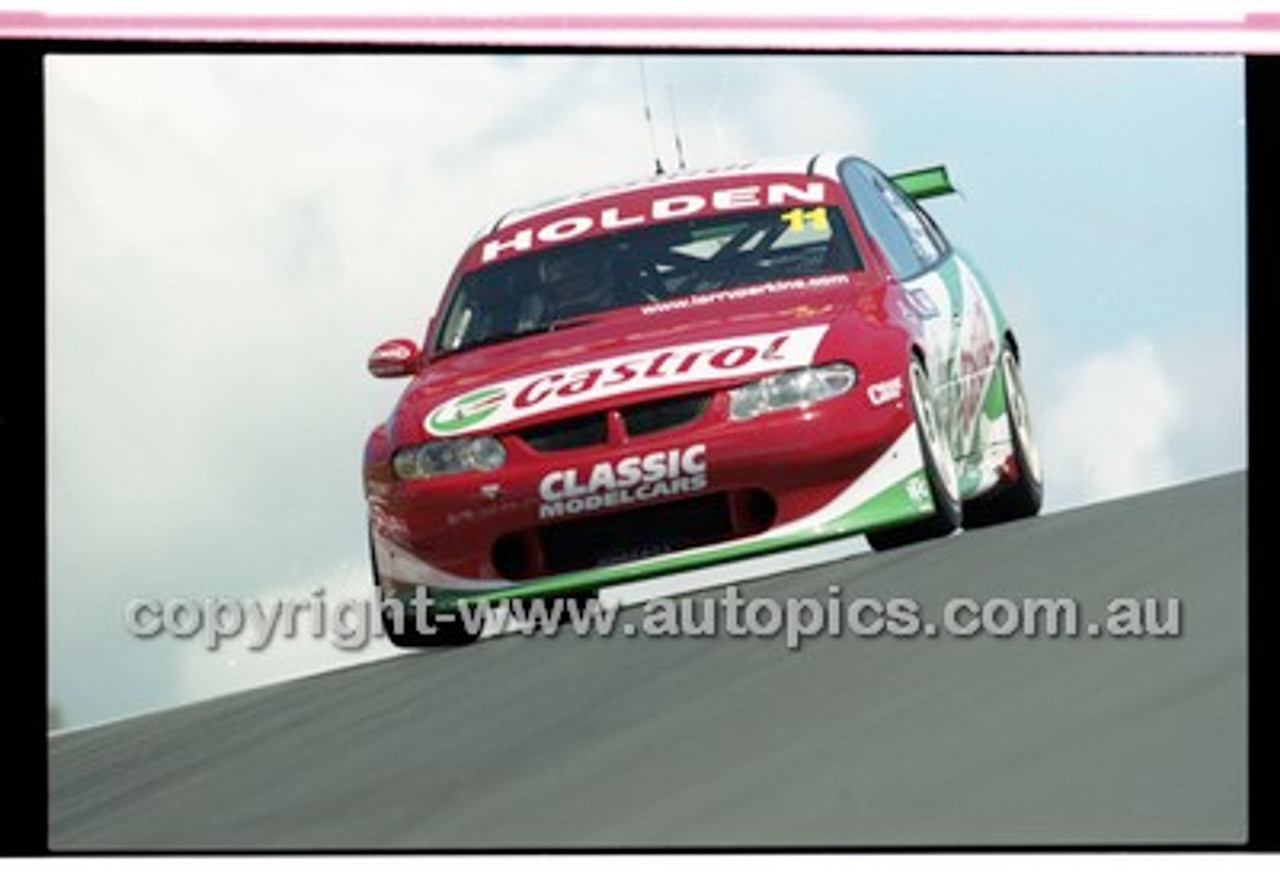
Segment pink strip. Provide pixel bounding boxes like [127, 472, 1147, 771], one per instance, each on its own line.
[2, 12, 1278, 46]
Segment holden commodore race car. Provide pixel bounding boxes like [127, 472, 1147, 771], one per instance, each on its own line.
[364, 153, 1042, 644]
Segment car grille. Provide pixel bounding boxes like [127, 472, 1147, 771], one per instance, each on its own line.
[519, 413, 608, 452]
[491, 489, 776, 579]
[517, 392, 712, 452]
[620, 393, 711, 437]
[539, 493, 732, 573]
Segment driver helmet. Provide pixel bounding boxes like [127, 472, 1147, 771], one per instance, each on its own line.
[539, 251, 613, 313]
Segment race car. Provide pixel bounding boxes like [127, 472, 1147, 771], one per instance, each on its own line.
[364, 153, 1043, 645]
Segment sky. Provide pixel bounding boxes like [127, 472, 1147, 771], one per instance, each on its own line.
[45, 52, 1247, 730]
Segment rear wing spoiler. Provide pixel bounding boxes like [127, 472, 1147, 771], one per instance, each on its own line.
[890, 165, 956, 201]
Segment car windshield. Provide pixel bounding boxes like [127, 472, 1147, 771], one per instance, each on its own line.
[434, 205, 862, 354]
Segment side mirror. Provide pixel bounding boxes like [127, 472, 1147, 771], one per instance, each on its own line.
[368, 338, 421, 378]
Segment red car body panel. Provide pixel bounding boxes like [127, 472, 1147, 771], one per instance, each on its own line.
[363, 156, 1032, 607]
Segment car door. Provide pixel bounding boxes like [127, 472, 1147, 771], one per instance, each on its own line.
[878, 174, 1003, 466]
[839, 158, 966, 451]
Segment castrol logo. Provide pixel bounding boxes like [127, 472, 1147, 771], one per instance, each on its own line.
[425, 325, 827, 437]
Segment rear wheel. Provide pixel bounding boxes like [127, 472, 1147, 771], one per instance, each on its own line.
[963, 348, 1044, 527]
[867, 359, 962, 551]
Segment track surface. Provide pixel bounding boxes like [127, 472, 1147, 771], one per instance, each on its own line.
[49, 473, 1247, 849]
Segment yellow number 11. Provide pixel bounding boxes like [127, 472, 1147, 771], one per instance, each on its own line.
[780, 207, 829, 232]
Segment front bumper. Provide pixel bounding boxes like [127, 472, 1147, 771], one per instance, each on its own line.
[369, 388, 935, 609]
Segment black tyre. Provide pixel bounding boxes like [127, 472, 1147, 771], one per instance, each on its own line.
[369, 527, 481, 648]
[381, 590, 482, 648]
[867, 358, 962, 551]
[382, 589, 600, 646]
[963, 348, 1044, 527]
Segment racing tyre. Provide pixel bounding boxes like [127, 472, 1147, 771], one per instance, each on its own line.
[962, 348, 1044, 527]
[380, 590, 481, 648]
[369, 528, 481, 648]
[867, 358, 962, 551]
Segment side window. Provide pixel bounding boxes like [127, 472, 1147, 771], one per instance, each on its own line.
[910, 199, 951, 259]
[840, 159, 947, 279]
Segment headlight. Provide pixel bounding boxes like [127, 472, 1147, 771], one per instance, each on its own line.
[729, 363, 858, 420]
[392, 436, 507, 480]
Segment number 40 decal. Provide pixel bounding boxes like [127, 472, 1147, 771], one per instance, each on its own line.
[780, 206, 829, 232]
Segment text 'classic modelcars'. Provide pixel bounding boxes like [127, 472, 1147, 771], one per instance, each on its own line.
[364, 154, 1043, 644]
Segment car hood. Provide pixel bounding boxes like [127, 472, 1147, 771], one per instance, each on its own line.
[392, 272, 885, 442]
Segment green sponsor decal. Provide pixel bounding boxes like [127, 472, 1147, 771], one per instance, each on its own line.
[982, 358, 1008, 422]
[428, 387, 506, 434]
[386, 471, 934, 612]
[956, 360, 1014, 499]
[954, 248, 1009, 337]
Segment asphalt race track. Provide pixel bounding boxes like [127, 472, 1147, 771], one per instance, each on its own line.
[49, 472, 1247, 850]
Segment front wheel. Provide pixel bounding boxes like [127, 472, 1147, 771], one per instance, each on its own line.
[963, 348, 1044, 527]
[867, 359, 961, 551]
[381, 589, 482, 648]
[370, 528, 481, 648]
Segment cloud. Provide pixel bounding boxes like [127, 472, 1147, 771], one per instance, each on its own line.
[174, 561, 399, 708]
[1159, 324, 1247, 479]
[1039, 341, 1186, 509]
[51, 54, 879, 725]
[669, 58, 878, 164]
[45, 54, 1240, 728]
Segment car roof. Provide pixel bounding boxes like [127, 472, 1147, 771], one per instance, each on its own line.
[479, 152, 851, 237]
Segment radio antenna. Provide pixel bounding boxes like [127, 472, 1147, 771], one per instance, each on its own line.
[638, 58, 664, 175]
[668, 85, 687, 170]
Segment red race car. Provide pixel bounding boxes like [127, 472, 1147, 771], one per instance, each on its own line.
[364, 154, 1042, 644]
